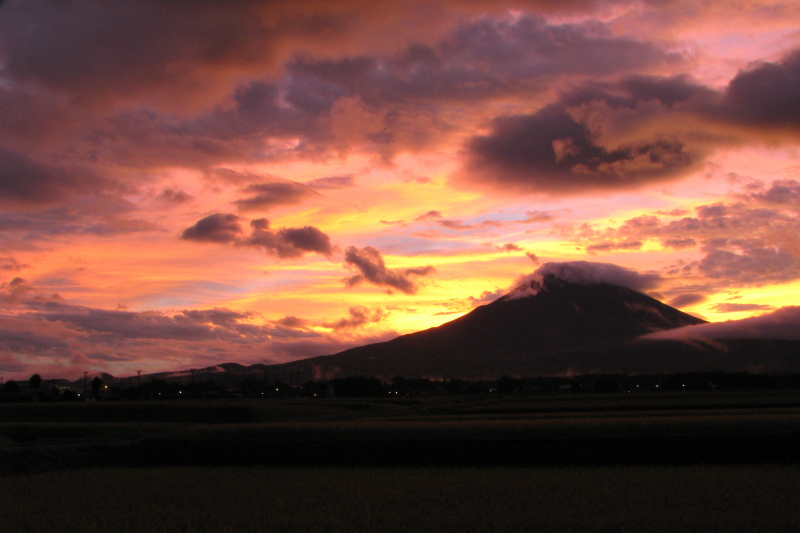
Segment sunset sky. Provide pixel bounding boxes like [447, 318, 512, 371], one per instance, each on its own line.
[1, 0, 800, 380]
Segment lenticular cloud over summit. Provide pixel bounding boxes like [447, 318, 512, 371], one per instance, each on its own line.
[509, 261, 663, 298]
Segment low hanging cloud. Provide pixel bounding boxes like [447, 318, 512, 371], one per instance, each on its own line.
[643, 306, 800, 342]
[181, 213, 334, 258]
[343, 246, 435, 294]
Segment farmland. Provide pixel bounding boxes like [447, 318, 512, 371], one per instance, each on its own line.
[1, 390, 799, 532]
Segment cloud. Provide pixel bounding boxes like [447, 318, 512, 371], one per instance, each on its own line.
[305, 175, 355, 189]
[155, 189, 193, 205]
[415, 210, 443, 221]
[321, 306, 386, 330]
[0, 0, 360, 113]
[497, 243, 523, 252]
[697, 241, 800, 286]
[644, 306, 800, 341]
[552, 178, 800, 289]
[343, 245, 435, 294]
[467, 288, 505, 307]
[585, 240, 643, 253]
[512, 261, 663, 297]
[181, 214, 334, 258]
[248, 220, 335, 258]
[234, 181, 320, 212]
[667, 293, 707, 308]
[462, 95, 701, 194]
[710, 303, 776, 313]
[0, 148, 109, 206]
[181, 213, 243, 243]
[460, 48, 800, 194]
[721, 50, 800, 128]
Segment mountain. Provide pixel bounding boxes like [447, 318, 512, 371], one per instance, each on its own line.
[266, 275, 711, 380]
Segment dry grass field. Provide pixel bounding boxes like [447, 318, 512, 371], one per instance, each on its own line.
[1, 391, 799, 532]
[2, 465, 800, 533]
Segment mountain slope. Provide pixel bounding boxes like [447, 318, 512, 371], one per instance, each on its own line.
[269, 275, 706, 380]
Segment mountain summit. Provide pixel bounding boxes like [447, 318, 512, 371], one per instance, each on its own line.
[271, 272, 706, 380]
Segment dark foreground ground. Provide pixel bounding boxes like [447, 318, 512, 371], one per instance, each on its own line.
[3, 465, 800, 533]
[1, 391, 799, 532]
[2, 389, 799, 473]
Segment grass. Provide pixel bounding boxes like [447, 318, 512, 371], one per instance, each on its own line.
[2, 391, 800, 473]
[1, 465, 799, 532]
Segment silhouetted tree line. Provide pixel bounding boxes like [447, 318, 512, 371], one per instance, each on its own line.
[3, 371, 800, 402]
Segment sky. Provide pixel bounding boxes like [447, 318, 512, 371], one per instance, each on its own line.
[1, 0, 800, 380]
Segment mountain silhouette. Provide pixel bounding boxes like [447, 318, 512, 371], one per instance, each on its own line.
[269, 275, 709, 380]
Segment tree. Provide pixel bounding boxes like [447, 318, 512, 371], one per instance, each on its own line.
[29, 373, 42, 390]
[91, 376, 102, 399]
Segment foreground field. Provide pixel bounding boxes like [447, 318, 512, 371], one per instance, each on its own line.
[1, 390, 800, 473]
[2, 465, 800, 533]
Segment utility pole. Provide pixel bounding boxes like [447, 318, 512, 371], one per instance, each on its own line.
[83, 372, 88, 396]
[137, 370, 142, 388]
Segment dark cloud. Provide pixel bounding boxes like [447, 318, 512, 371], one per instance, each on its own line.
[321, 306, 386, 330]
[721, 50, 800, 128]
[305, 175, 355, 189]
[404, 265, 437, 277]
[464, 102, 699, 194]
[667, 293, 707, 308]
[586, 240, 643, 253]
[526, 252, 540, 264]
[497, 243, 523, 252]
[710, 303, 776, 313]
[343, 245, 435, 294]
[437, 218, 503, 230]
[0, 256, 28, 272]
[181, 213, 334, 258]
[156, 189, 193, 205]
[0, 0, 355, 112]
[276, 316, 308, 329]
[285, 14, 680, 108]
[662, 238, 697, 249]
[459, 51, 800, 194]
[33, 303, 319, 345]
[747, 179, 800, 205]
[0, 148, 108, 206]
[247, 219, 334, 258]
[181, 213, 243, 243]
[0, 200, 158, 245]
[234, 181, 319, 212]
[697, 241, 800, 286]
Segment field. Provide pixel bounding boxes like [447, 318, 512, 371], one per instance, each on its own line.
[1, 390, 800, 531]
